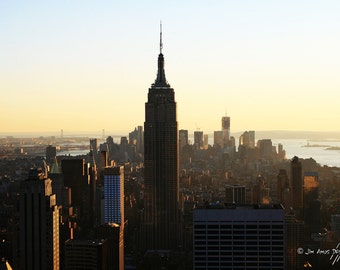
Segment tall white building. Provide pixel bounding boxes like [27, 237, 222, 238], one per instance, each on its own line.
[193, 204, 285, 270]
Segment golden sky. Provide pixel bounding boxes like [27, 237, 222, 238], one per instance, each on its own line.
[1, 1, 340, 136]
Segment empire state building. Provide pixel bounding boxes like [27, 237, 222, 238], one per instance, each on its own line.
[142, 27, 180, 251]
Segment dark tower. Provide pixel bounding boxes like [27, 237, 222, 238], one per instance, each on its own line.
[143, 25, 179, 252]
[291, 156, 303, 219]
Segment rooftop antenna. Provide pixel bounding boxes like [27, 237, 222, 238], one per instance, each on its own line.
[160, 21, 163, 54]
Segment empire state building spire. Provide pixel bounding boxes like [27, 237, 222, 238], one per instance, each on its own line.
[153, 22, 170, 88]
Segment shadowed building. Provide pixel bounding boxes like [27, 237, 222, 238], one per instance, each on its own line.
[225, 184, 246, 204]
[19, 168, 60, 270]
[277, 169, 291, 210]
[179, 129, 188, 151]
[285, 212, 305, 270]
[142, 26, 180, 252]
[303, 172, 321, 239]
[64, 239, 108, 270]
[46, 145, 57, 164]
[194, 131, 204, 150]
[193, 203, 285, 269]
[221, 115, 230, 145]
[61, 158, 92, 230]
[291, 156, 303, 218]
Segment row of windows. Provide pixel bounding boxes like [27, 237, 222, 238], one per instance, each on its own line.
[194, 224, 284, 229]
[194, 262, 284, 266]
[194, 248, 284, 253]
[194, 245, 284, 251]
[195, 242, 284, 248]
[204, 228, 284, 232]
[197, 234, 284, 240]
[195, 252, 283, 257]
[195, 258, 284, 263]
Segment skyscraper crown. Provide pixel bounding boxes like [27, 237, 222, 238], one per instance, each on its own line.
[152, 23, 170, 88]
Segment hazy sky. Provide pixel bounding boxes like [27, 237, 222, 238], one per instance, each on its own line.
[1, 1, 340, 136]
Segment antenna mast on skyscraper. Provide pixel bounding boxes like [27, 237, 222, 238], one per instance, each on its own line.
[160, 21, 163, 54]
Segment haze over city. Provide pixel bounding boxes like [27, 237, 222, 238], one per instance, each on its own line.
[1, 1, 340, 135]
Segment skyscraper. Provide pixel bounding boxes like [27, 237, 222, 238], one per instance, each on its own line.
[103, 166, 124, 225]
[179, 129, 188, 150]
[221, 115, 230, 145]
[143, 25, 179, 251]
[19, 168, 60, 270]
[194, 131, 203, 149]
[291, 156, 303, 218]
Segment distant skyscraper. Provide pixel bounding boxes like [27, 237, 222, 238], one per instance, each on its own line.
[19, 168, 60, 270]
[103, 166, 124, 225]
[303, 172, 321, 238]
[213, 131, 223, 148]
[193, 204, 285, 269]
[258, 139, 273, 160]
[46, 145, 57, 164]
[252, 176, 270, 204]
[239, 131, 255, 148]
[277, 169, 291, 210]
[61, 158, 92, 230]
[179, 129, 188, 150]
[99, 144, 109, 171]
[194, 131, 203, 149]
[136, 126, 144, 154]
[221, 115, 230, 145]
[90, 138, 98, 155]
[129, 126, 144, 156]
[225, 184, 246, 204]
[277, 143, 286, 160]
[203, 134, 208, 149]
[143, 26, 179, 251]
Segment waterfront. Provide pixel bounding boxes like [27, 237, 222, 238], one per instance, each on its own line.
[1, 133, 339, 167]
[57, 137, 340, 168]
[272, 139, 340, 167]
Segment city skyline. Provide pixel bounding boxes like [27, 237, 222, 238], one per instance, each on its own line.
[1, 1, 340, 135]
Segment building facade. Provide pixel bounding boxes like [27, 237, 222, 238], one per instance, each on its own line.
[225, 185, 246, 204]
[193, 204, 285, 269]
[19, 168, 60, 270]
[64, 239, 108, 270]
[221, 115, 230, 145]
[143, 28, 180, 251]
[291, 156, 303, 218]
[103, 166, 124, 225]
